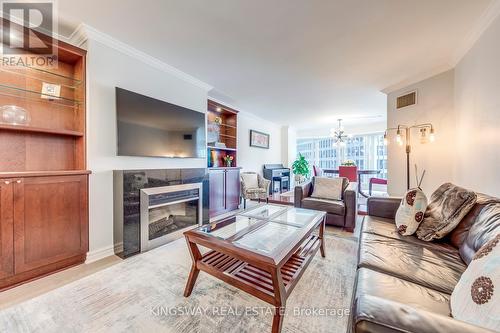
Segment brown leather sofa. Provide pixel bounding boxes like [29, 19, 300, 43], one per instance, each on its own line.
[350, 194, 500, 333]
[294, 177, 357, 232]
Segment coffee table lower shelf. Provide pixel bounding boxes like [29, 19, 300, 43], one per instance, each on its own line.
[197, 234, 321, 304]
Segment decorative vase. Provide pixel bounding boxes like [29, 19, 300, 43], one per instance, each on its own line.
[225, 160, 232, 167]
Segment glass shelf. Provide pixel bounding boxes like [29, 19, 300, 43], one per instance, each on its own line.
[0, 84, 82, 108]
[0, 64, 82, 89]
[207, 121, 237, 129]
[207, 146, 237, 151]
[219, 133, 236, 139]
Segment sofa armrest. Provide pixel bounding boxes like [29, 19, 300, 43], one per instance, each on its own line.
[367, 197, 401, 219]
[294, 181, 312, 207]
[344, 182, 358, 231]
[353, 294, 494, 333]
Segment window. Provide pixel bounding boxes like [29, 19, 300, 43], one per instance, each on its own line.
[296, 133, 387, 189]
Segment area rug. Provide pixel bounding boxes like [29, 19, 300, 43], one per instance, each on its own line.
[0, 234, 358, 333]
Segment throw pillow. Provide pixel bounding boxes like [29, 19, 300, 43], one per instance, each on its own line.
[451, 233, 500, 331]
[395, 188, 428, 236]
[241, 173, 259, 189]
[416, 183, 477, 241]
[311, 177, 344, 201]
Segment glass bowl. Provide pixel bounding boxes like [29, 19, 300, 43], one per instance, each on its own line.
[0, 105, 31, 125]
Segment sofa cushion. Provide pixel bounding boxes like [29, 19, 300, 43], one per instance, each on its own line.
[356, 268, 451, 315]
[451, 234, 500, 331]
[245, 188, 266, 194]
[395, 188, 428, 235]
[352, 294, 492, 333]
[311, 176, 344, 200]
[358, 232, 466, 294]
[362, 216, 458, 253]
[459, 203, 500, 264]
[301, 197, 345, 215]
[416, 183, 477, 241]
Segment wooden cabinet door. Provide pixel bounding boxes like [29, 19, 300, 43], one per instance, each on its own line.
[0, 180, 14, 279]
[13, 175, 88, 274]
[225, 169, 240, 211]
[209, 170, 226, 217]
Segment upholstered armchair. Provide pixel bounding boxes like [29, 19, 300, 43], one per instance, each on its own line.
[294, 176, 358, 232]
[240, 172, 271, 209]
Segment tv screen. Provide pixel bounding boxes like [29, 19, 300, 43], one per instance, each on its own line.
[116, 87, 206, 158]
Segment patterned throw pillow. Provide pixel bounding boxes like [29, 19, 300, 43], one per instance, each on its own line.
[395, 188, 428, 236]
[451, 234, 500, 331]
[416, 183, 477, 241]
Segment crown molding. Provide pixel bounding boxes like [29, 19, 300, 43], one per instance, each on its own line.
[208, 96, 283, 127]
[451, 0, 500, 67]
[67, 23, 213, 92]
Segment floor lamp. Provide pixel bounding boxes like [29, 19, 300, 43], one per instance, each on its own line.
[383, 123, 435, 190]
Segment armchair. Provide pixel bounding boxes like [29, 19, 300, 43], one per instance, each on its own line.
[294, 176, 358, 232]
[240, 172, 270, 209]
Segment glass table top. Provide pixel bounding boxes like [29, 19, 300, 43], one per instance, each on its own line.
[270, 207, 319, 227]
[239, 204, 287, 220]
[199, 215, 261, 240]
[234, 221, 299, 253]
[195, 205, 325, 256]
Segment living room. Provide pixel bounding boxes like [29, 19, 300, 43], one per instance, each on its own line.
[0, 1, 499, 332]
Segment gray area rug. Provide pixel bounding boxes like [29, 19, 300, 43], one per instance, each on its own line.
[0, 234, 358, 333]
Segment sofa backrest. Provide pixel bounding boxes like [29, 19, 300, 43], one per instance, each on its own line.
[449, 193, 500, 264]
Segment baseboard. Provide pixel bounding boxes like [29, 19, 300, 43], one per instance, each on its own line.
[85, 245, 115, 264]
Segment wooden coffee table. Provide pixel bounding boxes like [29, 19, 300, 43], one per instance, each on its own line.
[183, 204, 326, 333]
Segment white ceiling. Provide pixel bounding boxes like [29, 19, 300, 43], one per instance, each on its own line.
[55, 0, 493, 129]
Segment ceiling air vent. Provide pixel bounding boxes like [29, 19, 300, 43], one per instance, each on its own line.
[396, 91, 417, 109]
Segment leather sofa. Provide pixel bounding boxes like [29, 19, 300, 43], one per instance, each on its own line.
[294, 177, 357, 232]
[350, 194, 500, 333]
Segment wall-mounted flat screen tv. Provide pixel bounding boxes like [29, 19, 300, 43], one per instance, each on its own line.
[116, 87, 206, 158]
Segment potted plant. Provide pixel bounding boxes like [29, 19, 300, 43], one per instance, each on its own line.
[292, 153, 310, 184]
[341, 159, 356, 166]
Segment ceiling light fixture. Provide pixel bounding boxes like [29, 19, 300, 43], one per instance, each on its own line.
[330, 119, 349, 146]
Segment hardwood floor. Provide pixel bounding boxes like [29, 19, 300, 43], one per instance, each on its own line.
[0, 255, 122, 310]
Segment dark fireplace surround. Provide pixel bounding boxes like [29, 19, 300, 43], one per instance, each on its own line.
[114, 168, 209, 258]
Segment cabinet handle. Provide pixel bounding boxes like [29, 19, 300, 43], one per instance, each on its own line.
[4, 181, 10, 185]
[16, 180, 22, 184]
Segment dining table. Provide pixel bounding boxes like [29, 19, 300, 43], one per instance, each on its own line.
[321, 169, 381, 197]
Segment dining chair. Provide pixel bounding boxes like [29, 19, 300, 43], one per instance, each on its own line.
[369, 177, 388, 196]
[339, 166, 358, 182]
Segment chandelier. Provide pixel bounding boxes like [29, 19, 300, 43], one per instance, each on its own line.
[330, 119, 350, 146]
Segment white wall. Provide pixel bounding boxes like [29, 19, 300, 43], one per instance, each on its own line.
[86, 39, 208, 260]
[281, 125, 297, 169]
[237, 111, 283, 175]
[454, 13, 500, 197]
[386, 70, 456, 197]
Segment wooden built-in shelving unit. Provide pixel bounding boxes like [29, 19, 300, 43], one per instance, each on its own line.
[206, 100, 241, 218]
[207, 100, 239, 168]
[0, 18, 89, 290]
